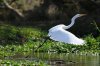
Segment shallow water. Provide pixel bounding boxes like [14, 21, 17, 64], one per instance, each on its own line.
[7, 53, 100, 66]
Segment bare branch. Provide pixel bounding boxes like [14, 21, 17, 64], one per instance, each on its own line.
[9, 0, 16, 5]
[3, 0, 24, 17]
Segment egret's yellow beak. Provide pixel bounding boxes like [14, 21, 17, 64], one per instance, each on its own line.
[80, 14, 86, 16]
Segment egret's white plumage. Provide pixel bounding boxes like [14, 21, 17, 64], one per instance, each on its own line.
[48, 14, 86, 45]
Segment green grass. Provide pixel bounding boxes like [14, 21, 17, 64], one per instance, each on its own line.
[0, 24, 46, 45]
[0, 24, 100, 54]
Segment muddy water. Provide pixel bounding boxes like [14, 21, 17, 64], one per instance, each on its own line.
[32, 53, 100, 66]
[8, 53, 100, 66]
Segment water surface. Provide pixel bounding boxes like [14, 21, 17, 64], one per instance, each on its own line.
[10, 53, 100, 66]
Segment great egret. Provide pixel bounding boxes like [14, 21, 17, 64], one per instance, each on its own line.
[48, 14, 86, 45]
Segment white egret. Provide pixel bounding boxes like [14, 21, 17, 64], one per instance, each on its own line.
[48, 14, 86, 45]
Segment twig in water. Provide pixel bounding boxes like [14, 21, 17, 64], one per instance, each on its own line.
[34, 36, 50, 51]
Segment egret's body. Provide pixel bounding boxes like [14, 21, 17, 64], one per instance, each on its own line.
[48, 14, 86, 45]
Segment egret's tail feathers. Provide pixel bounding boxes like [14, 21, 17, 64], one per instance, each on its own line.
[70, 39, 85, 45]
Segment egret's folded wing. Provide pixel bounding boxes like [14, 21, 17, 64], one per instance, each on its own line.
[48, 29, 85, 45]
[48, 29, 74, 42]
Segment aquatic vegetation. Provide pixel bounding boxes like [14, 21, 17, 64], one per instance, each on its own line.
[0, 24, 100, 66]
[0, 24, 46, 45]
[0, 24, 100, 55]
[0, 60, 49, 66]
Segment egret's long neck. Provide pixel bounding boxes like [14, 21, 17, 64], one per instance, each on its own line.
[66, 15, 78, 29]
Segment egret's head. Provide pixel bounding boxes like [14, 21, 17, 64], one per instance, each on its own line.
[75, 14, 86, 18]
